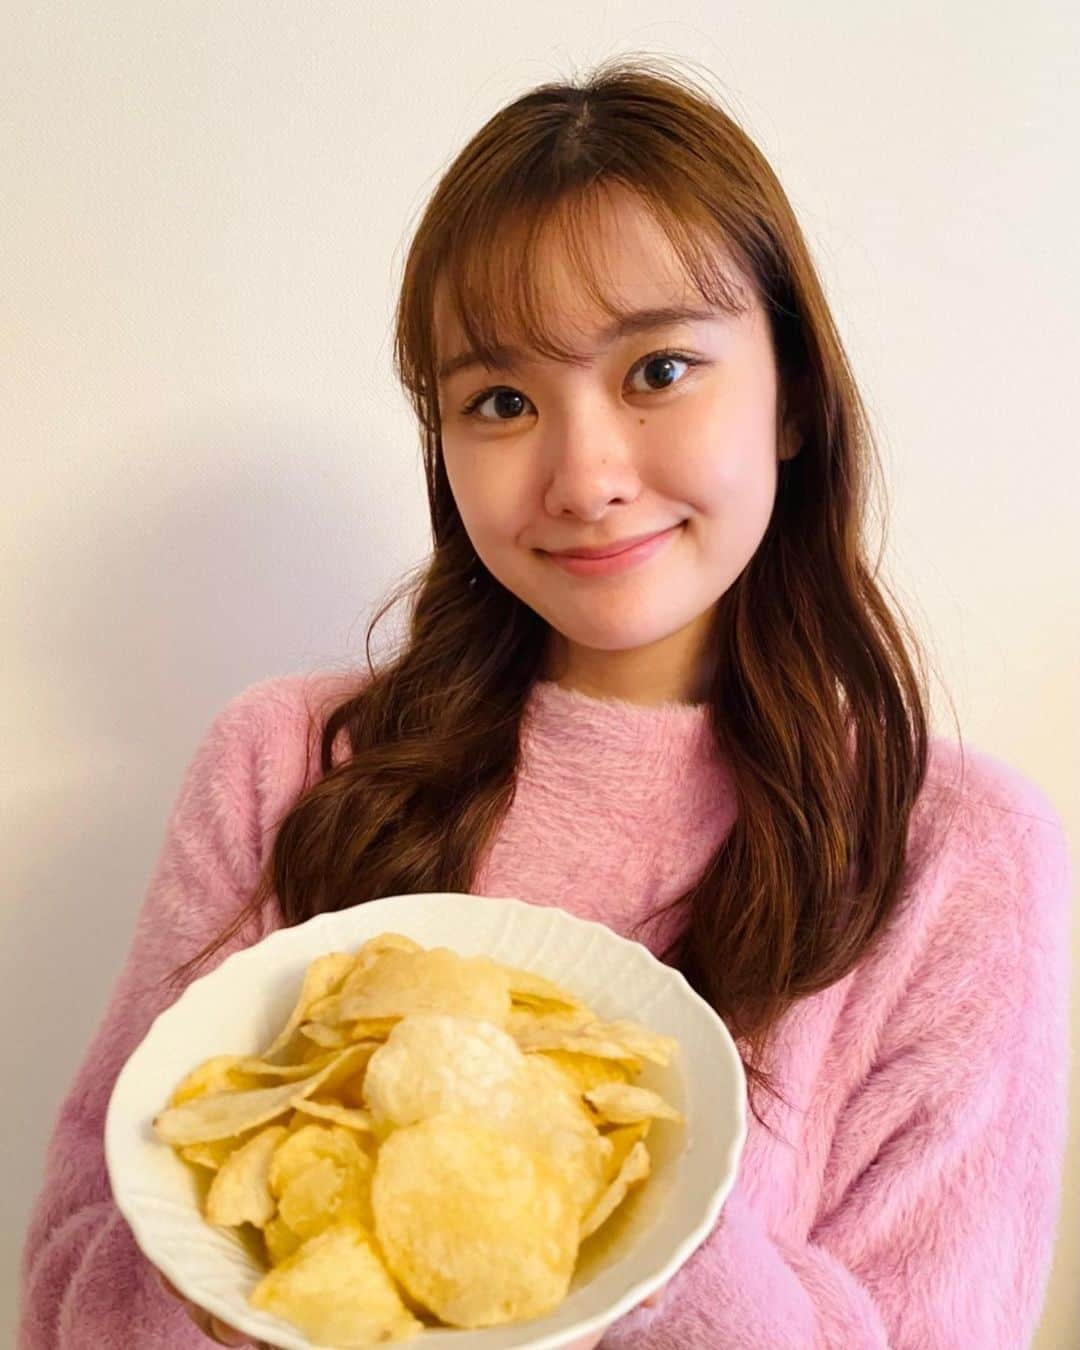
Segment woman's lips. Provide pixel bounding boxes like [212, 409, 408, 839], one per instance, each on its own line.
[543, 522, 684, 577]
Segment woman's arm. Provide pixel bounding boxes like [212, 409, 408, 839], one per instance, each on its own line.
[601, 808, 1072, 1349]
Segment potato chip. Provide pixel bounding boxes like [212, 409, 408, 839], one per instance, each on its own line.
[302, 996, 403, 1037]
[372, 1112, 578, 1328]
[338, 947, 512, 1026]
[602, 1118, 652, 1176]
[499, 1056, 614, 1215]
[362, 1014, 525, 1129]
[292, 1097, 375, 1133]
[594, 1018, 678, 1067]
[299, 1036, 337, 1065]
[583, 1082, 684, 1125]
[278, 1150, 374, 1239]
[178, 1128, 259, 1172]
[168, 1054, 263, 1106]
[335, 1069, 373, 1112]
[231, 1052, 339, 1081]
[506, 1004, 594, 1037]
[263, 1212, 304, 1265]
[250, 1217, 423, 1345]
[355, 932, 423, 964]
[535, 1048, 633, 1095]
[347, 1016, 403, 1040]
[308, 1042, 383, 1098]
[509, 1019, 644, 1067]
[580, 1139, 651, 1240]
[154, 1043, 371, 1145]
[268, 1122, 369, 1196]
[500, 964, 588, 1011]
[259, 950, 356, 1061]
[205, 1123, 287, 1227]
[156, 1077, 312, 1147]
[360, 1018, 609, 1215]
[298, 1021, 351, 1049]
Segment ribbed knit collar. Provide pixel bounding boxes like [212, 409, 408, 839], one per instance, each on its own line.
[520, 678, 735, 824]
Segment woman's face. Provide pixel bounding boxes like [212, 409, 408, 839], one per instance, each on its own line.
[434, 189, 801, 705]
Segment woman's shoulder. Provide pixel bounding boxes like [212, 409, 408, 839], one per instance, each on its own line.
[211, 666, 370, 761]
[923, 739, 1069, 874]
[899, 733, 1071, 955]
[923, 732, 1066, 833]
[200, 667, 370, 840]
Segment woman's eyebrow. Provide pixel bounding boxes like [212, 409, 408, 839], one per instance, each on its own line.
[436, 303, 729, 384]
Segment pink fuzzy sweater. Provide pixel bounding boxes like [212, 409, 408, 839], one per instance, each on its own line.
[19, 669, 1073, 1349]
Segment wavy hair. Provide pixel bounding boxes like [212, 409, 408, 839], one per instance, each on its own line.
[165, 54, 964, 1136]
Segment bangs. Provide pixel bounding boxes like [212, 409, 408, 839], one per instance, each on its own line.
[434, 179, 754, 385]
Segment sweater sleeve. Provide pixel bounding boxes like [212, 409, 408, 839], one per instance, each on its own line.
[601, 807, 1073, 1350]
[18, 684, 280, 1350]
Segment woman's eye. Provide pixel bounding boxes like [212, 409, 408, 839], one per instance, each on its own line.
[459, 349, 705, 423]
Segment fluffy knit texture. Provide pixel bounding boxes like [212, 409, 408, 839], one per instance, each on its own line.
[18, 668, 1074, 1349]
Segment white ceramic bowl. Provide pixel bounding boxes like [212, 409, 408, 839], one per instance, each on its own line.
[106, 892, 746, 1349]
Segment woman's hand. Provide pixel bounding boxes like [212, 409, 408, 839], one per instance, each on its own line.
[155, 1269, 268, 1347]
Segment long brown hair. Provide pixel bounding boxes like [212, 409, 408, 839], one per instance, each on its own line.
[164, 54, 964, 1135]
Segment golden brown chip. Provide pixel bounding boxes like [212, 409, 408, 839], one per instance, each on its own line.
[499, 964, 589, 1011]
[278, 1150, 374, 1239]
[205, 1124, 287, 1227]
[335, 1070, 372, 1112]
[156, 1078, 311, 1147]
[509, 1018, 644, 1069]
[302, 996, 403, 1037]
[268, 1122, 369, 1198]
[338, 947, 511, 1026]
[506, 1004, 594, 1037]
[249, 1218, 423, 1344]
[592, 1018, 678, 1066]
[535, 1048, 634, 1095]
[583, 1081, 684, 1125]
[580, 1139, 651, 1240]
[230, 1052, 339, 1080]
[602, 1118, 652, 1177]
[362, 1014, 525, 1129]
[259, 951, 357, 1060]
[168, 1054, 262, 1106]
[263, 1213, 304, 1265]
[355, 932, 423, 964]
[178, 1128, 259, 1172]
[298, 1021, 351, 1049]
[499, 1055, 614, 1215]
[292, 1097, 376, 1133]
[154, 1043, 371, 1145]
[371, 1113, 578, 1328]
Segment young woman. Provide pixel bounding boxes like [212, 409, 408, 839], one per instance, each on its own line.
[20, 55, 1071, 1350]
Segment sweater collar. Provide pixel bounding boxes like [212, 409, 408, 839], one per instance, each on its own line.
[521, 678, 734, 814]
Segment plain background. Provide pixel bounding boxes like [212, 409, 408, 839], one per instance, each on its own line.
[4, 3, 1078, 1344]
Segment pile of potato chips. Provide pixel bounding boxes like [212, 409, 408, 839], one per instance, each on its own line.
[153, 933, 683, 1346]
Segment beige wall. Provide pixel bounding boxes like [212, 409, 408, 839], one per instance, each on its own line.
[4, 3, 1077, 1343]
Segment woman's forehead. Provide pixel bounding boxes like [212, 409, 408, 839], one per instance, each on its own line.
[433, 240, 751, 378]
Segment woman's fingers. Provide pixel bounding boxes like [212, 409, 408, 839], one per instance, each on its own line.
[154, 1268, 261, 1346]
[188, 1303, 259, 1346]
[201, 1314, 254, 1345]
[156, 1270, 181, 1299]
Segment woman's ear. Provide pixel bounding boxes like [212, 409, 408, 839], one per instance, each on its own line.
[777, 372, 809, 461]
[778, 424, 803, 462]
